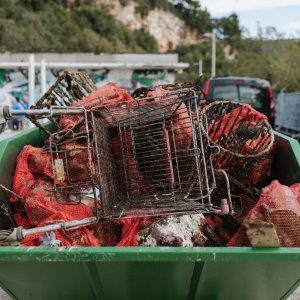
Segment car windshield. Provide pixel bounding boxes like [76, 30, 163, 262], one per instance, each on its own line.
[212, 85, 238, 100]
[211, 83, 266, 110]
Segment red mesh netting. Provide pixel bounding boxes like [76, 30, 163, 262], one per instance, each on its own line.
[248, 144, 275, 186]
[10, 82, 135, 247]
[112, 132, 147, 197]
[115, 217, 157, 246]
[56, 140, 97, 186]
[209, 104, 267, 141]
[11, 145, 101, 246]
[228, 180, 300, 247]
[116, 219, 143, 247]
[59, 82, 133, 130]
[147, 87, 193, 152]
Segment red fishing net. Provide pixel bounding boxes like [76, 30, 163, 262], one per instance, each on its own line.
[11, 145, 100, 246]
[115, 217, 157, 246]
[59, 82, 133, 130]
[10, 83, 280, 248]
[112, 132, 147, 197]
[228, 180, 300, 247]
[209, 104, 267, 141]
[116, 219, 143, 246]
[11, 83, 171, 246]
[147, 87, 193, 152]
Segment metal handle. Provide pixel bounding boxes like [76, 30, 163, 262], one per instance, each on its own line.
[0, 216, 97, 245]
[1, 105, 85, 120]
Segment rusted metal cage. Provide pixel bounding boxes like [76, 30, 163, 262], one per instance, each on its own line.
[34, 71, 96, 108]
[44, 93, 237, 219]
[45, 107, 100, 216]
[131, 81, 207, 106]
[88, 89, 223, 219]
[28, 71, 96, 134]
[200, 101, 274, 187]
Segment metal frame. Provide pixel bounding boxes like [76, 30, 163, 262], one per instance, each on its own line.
[200, 101, 274, 203]
[88, 89, 225, 219]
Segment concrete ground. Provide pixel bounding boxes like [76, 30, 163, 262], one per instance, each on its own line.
[289, 287, 300, 300]
[0, 128, 25, 141]
[0, 289, 11, 300]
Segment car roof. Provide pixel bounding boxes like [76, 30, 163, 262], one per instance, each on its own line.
[210, 76, 269, 84]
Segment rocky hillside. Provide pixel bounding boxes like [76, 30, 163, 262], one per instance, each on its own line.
[93, 0, 201, 52]
[0, 0, 213, 53]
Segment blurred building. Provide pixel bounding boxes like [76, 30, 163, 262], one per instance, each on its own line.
[0, 53, 189, 106]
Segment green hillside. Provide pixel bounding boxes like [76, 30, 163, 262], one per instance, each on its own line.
[0, 0, 216, 53]
[0, 0, 299, 91]
[0, 0, 158, 53]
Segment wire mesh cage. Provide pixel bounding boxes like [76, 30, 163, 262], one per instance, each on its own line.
[28, 71, 97, 134]
[88, 88, 222, 219]
[200, 101, 274, 187]
[43, 92, 238, 219]
[46, 107, 100, 212]
[131, 82, 207, 106]
[34, 71, 96, 109]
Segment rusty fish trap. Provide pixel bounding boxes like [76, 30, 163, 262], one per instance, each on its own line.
[131, 82, 206, 105]
[29, 71, 96, 134]
[46, 107, 100, 211]
[200, 101, 274, 188]
[45, 91, 234, 219]
[89, 89, 227, 219]
[34, 71, 96, 108]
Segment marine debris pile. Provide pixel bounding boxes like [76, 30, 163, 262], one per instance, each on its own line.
[2, 72, 298, 248]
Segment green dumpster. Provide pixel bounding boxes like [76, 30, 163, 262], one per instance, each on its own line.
[0, 128, 299, 300]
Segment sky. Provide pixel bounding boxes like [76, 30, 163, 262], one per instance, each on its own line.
[200, 0, 300, 37]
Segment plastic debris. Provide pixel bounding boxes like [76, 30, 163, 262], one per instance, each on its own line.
[1, 73, 283, 248]
[228, 180, 300, 247]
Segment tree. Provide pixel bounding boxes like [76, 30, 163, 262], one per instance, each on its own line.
[175, 41, 228, 82]
[214, 13, 241, 46]
[173, 0, 212, 33]
[269, 42, 300, 92]
[0, 0, 159, 53]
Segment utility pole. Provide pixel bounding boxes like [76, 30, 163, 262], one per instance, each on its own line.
[198, 59, 203, 76]
[28, 54, 35, 106]
[211, 29, 216, 77]
[40, 58, 47, 96]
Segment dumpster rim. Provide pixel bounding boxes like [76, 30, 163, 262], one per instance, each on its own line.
[0, 247, 300, 262]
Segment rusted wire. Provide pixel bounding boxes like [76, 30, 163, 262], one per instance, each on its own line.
[42, 92, 247, 220]
[28, 71, 97, 131]
[200, 101, 274, 204]
[89, 88, 222, 219]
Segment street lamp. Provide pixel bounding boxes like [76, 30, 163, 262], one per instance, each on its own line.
[203, 29, 217, 77]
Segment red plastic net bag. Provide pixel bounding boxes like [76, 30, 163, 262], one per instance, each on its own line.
[10, 145, 99, 246]
[59, 82, 133, 130]
[10, 82, 138, 246]
[228, 180, 300, 247]
[208, 103, 268, 142]
[115, 217, 157, 246]
[146, 87, 193, 152]
[11, 144, 123, 246]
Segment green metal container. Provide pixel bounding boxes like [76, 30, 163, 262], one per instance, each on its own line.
[0, 128, 299, 300]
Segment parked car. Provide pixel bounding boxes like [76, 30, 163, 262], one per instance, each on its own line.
[203, 76, 275, 126]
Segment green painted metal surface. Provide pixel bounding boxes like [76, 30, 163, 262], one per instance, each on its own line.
[0, 128, 299, 300]
[273, 131, 300, 185]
